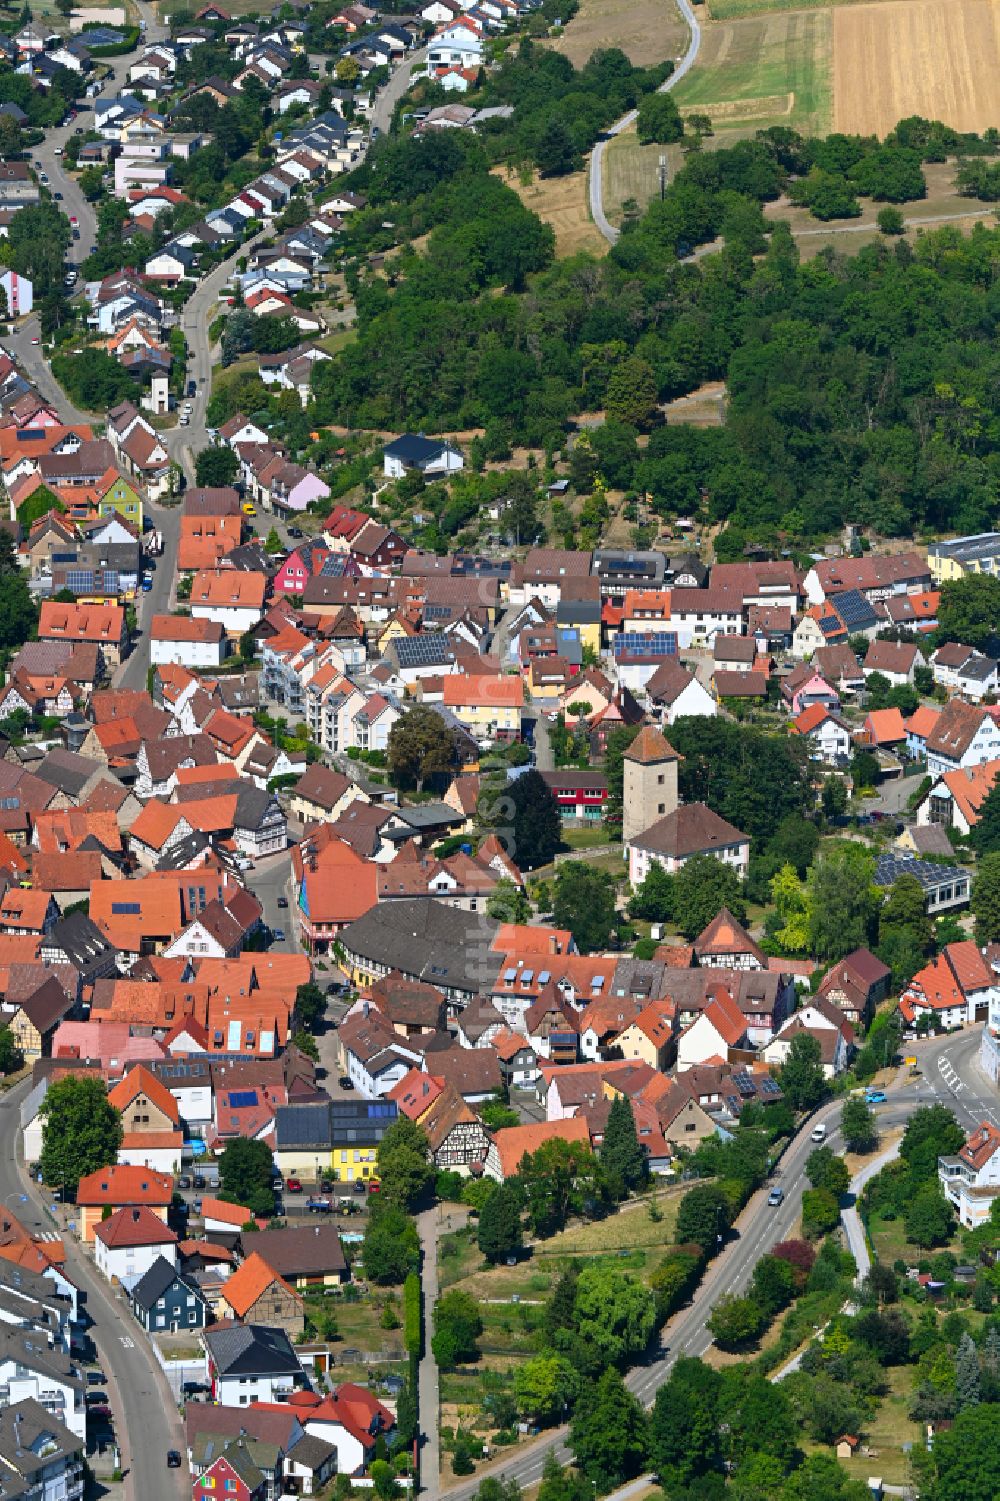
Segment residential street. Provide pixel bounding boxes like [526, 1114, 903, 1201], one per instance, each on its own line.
[444, 1026, 995, 1501]
[0, 1080, 187, 1501]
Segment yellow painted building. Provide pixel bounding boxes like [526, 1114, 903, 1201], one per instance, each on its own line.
[99, 475, 144, 531]
[928, 535, 1000, 584]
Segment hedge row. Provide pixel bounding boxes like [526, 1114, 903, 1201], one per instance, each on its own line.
[403, 1270, 422, 1356]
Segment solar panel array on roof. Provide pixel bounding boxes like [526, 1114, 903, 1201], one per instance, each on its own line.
[394, 636, 455, 667]
[613, 632, 678, 658]
[111, 901, 141, 915]
[319, 556, 349, 577]
[832, 590, 876, 628]
[759, 1077, 781, 1097]
[731, 1070, 756, 1098]
[819, 615, 840, 634]
[228, 1090, 258, 1109]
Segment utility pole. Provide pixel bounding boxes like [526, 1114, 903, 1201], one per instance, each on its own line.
[659, 153, 667, 202]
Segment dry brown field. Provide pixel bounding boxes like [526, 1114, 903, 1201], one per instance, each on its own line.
[550, 0, 690, 66]
[491, 165, 608, 258]
[833, 0, 1000, 135]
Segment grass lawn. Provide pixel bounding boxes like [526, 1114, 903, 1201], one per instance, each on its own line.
[316, 327, 358, 357]
[820, 1365, 920, 1487]
[673, 10, 832, 136]
[559, 823, 616, 851]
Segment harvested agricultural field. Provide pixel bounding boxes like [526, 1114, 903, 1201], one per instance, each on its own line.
[550, 0, 689, 67]
[491, 165, 608, 258]
[833, 0, 1000, 136]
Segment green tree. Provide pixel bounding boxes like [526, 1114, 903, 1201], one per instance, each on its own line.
[477, 1183, 522, 1264]
[536, 117, 577, 177]
[901, 1105, 965, 1179]
[676, 1182, 731, 1254]
[781, 1455, 871, 1501]
[478, 1101, 519, 1131]
[264, 527, 284, 555]
[0, 1028, 22, 1076]
[880, 872, 933, 952]
[708, 1293, 768, 1349]
[937, 575, 1000, 651]
[923, 1401, 1000, 1501]
[628, 862, 674, 922]
[195, 446, 239, 487]
[955, 1332, 981, 1410]
[536, 1452, 592, 1501]
[637, 91, 683, 145]
[770, 863, 812, 951]
[219, 1137, 275, 1217]
[673, 852, 746, 939]
[506, 769, 562, 870]
[39, 1075, 123, 1197]
[648, 1355, 722, 1485]
[807, 843, 878, 961]
[971, 781, 1000, 858]
[517, 1138, 604, 1237]
[605, 356, 657, 429]
[569, 1368, 648, 1491]
[0, 532, 37, 655]
[431, 1288, 482, 1367]
[552, 861, 618, 951]
[750, 1253, 797, 1316]
[779, 1031, 827, 1111]
[801, 1186, 840, 1239]
[485, 877, 530, 924]
[571, 1264, 656, 1371]
[906, 1182, 953, 1247]
[973, 852, 1000, 943]
[841, 1095, 878, 1152]
[375, 1119, 434, 1210]
[388, 705, 460, 793]
[877, 206, 906, 235]
[294, 981, 325, 1032]
[806, 1146, 850, 1198]
[513, 1352, 579, 1426]
[362, 1205, 421, 1284]
[600, 1095, 649, 1198]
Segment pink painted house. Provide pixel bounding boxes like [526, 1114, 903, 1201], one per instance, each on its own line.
[781, 663, 840, 717]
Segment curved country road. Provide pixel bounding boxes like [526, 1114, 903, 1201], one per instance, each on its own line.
[589, 0, 702, 244]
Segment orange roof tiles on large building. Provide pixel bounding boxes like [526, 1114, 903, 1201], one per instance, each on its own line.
[76, 1163, 173, 1206]
[489, 1117, 590, 1179]
[442, 673, 524, 709]
[178, 516, 242, 571]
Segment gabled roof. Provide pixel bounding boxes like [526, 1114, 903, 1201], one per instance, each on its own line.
[220, 1251, 300, 1318]
[108, 1063, 180, 1124]
[95, 1204, 178, 1250]
[693, 907, 766, 966]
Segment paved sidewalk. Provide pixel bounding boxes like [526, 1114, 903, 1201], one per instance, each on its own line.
[843, 1138, 903, 1283]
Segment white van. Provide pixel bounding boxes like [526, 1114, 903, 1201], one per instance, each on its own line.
[810, 1123, 827, 1143]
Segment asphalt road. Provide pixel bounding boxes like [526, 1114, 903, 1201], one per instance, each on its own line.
[371, 46, 429, 136]
[115, 496, 182, 691]
[444, 1027, 997, 1501]
[248, 848, 297, 952]
[588, 0, 702, 244]
[0, 1079, 188, 1501]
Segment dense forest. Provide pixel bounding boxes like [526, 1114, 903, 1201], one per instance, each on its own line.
[308, 61, 1000, 548]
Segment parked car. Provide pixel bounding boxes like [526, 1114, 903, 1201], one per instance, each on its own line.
[306, 1197, 332, 1213]
[187, 379, 196, 397]
[338, 1076, 354, 1090]
[178, 1175, 191, 1190]
[191, 1198, 202, 1215]
[288, 526, 303, 538]
[86, 1370, 107, 1387]
[167, 1450, 183, 1468]
[368, 1178, 381, 1194]
[181, 1380, 209, 1398]
[85, 1392, 110, 1408]
[272, 928, 285, 942]
[352, 1180, 366, 1195]
[864, 1089, 887, 1105]
[286, 1177, 303, 1193]
[277, 896, 288, 909]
